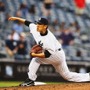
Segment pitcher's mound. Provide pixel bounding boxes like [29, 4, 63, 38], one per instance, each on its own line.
[1, 83, 90, 90]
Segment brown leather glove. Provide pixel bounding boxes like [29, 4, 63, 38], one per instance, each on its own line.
[30, 44, 43, 54]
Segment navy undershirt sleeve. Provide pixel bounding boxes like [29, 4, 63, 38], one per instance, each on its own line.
[44, 50, 51, 58]
[25, 20, 32, 27]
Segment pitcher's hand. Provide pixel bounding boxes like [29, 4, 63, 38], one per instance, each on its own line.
[8, 17, 25, 23]
[8, 17, 17, 21]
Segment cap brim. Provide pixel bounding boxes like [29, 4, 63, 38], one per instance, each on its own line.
[35, 21, 42, 24]
[35, 21, 48, 25]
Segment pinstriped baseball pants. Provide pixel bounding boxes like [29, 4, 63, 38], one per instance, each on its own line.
[28, 49, 90, 82]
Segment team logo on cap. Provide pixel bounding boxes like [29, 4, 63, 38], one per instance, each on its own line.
[38, 18, 41, 21]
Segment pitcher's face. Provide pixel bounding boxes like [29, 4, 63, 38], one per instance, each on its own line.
[37, 24, 47, 32]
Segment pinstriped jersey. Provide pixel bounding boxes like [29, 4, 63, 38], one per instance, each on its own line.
[29, 23, 62, 52]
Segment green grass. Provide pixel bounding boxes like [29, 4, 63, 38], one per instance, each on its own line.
[0, 81, 22, 87]
[0, 81, 62, 87]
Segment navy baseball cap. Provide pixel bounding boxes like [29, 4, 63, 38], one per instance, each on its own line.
[36, 18, 48, 25]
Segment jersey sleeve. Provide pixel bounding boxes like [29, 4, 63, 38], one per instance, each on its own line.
[24, 20, 32, 27]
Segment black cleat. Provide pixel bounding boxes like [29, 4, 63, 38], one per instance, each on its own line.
[19, 78, 35, 86]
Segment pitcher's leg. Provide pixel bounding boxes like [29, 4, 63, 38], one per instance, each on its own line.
[54, 61, 90, 82]
[19, 58, 40, 86]
[28, 57, 54, 81]
[53, 50, 90, 82]
[28, 58, 40, 81]
[54, 58, 90, 82]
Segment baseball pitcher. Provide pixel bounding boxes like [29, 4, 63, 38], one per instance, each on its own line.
[8, 17, 90, 86]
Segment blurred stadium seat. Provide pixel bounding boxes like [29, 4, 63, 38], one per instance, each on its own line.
[0, 0, 90, 61]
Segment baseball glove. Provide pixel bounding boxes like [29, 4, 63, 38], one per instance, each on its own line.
[30, 44, 43, 54]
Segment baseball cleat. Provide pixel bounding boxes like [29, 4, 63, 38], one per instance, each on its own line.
[19, 78, 35, 86]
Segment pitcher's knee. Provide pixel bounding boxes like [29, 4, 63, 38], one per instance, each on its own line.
[62, 72, 74, 81]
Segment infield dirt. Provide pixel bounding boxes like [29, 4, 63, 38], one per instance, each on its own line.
[0, 83, 90, 90]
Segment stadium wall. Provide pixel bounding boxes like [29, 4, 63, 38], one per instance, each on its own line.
[0, 59, 90, 82]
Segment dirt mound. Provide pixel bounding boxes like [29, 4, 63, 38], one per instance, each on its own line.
[0, 83, 90, 90]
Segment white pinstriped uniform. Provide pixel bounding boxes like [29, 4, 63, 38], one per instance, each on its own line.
[28, 23, 90, 82]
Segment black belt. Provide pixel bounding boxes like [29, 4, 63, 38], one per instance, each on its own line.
[58, 48, 61, 51]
